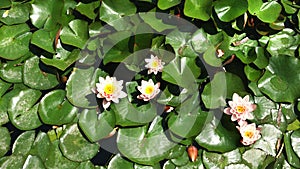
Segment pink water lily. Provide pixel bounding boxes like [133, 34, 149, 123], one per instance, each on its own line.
[137, 79, 160, 101]
[224, 93, 256, 122]
[237, 122, 261, 146]
[95, 76, 127, 109]
[145, 54, 165, 75]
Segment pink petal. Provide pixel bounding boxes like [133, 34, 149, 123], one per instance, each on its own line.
[224, 108, 232, 115]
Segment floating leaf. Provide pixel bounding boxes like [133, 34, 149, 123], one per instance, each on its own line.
[30, 132, 51, 161]
[0, 62, 23, 83]
[8, 89, 42, 130]
[75, 2, 100, 20]
[291, 129, 300, 159]
[117, 117, 176, 165]
[158, 0, 181, 10]
[0, 24, 31, 60]
[12, 131, 35, 155]
[257, 1, 282, 23]
[0, 4, 30, 25]
[59, 124, 100, 162]
[31, 29, 57, 53]
[23, 56, 59, 90]
[39, 90, 78, 125]
[0, 155, 25, 169]
[60, 19, 89, 49]
[0, 127, 10, 157]
[23, 155, 46, 169]
[258, 55, 300, 103]
[107, 154, 134, 169]
[79, 109, 115, 142]
[183, 0, 213, 21]
[202, 149, 241, 168]
[214, 0, 248, 22]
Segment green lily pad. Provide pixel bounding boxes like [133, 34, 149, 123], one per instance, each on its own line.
[79, 109, 115, 142]
[258, 55, 300, 103]
[0, 4, 30, 25]
[0, 155, 25, 169]
[252, 96, 277, 124]
[112, 99, 157, 127]
[75, 2, 100, 20]
[66, 67, 105, 108]
[30, 0, 63, 30]
[291, 129, 300, 159]
[107, 154, 134, 169]
[31, 29, 57, 53]
[76, 161, 96, 169]
[183, 0, 213, 21]
[30, 132, 51, 161]
[12, 131, 35, 155]
[195, 116, 240, 153]
[170, 151, 189, 167]
[139, 12, 177, 32]
[158, 0, 181, 10]
[117, 117, 176, 165]
[256, 1, 282, 23]
[0, 62, 23, 83]
[23, 56, 59, 90]
[59, 124, 100, 162]
[214, 0, 248, 22]
[0, 78, 11, 97]
[60, 19, 89, 49]
[0, 127, 10, 158]
[8, 89, 42, 130]
[44, 140, 79, 169]
[99, 0, 136, 24]
[242, 148, 274, 169]
[202, 149, 241, 168]
[201, 72, 246, 109]
[0, 0, 11, 8]
[39, 90, 78, 125]
[23, 155, 46, 169]
[0, 24, 31, 60]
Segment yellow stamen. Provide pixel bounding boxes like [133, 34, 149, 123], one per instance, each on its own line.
[145, 85, 154, 95]
[104, 83, 114, 94]
[236, 105, 246, 114]
[151, 60, 159, 68]
[244, 131, 254, 138]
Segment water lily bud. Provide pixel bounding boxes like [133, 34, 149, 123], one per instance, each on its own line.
[187, 145, 198, 162]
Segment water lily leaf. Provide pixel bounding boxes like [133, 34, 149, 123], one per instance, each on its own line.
[139, 13, 177, 32]
[258, 55, 300, 103]
[0, 78, 10, 97]
[256, 1, 282, 23]
[183, 0, 213, 21]
[202, 149, 241, 168]
[225, 164, 250, 169]
[0, 127, 10, 158]
[158, 0, 181, 10]
[59, 124, 100, 162]
[253, 47, 269, 69]
[79, 109, 116, 142]
[134, 163, 161, 169]
[108, 154, 134, 169]
[191, 29, 211, 54]
[30, 132, 51, 161]
[23, 56, 59, 90]
[195, 116, 240, 153]
[99, 0, 136, 24]
[12, 131, 35, 155]
[242, 148, 273, 168]
[111, 99, 157, 127]
[247, 0, 263, 15]
[76, 161, 95, 169]
[201, 72, 246, 109]
[30, 0, 63, 30]
[244, 65, 262, 81]
[214, 0, 248, 22]
[31, 29, 57, 53]
[75, 1, 100, 20]
[0, 62, 23, 83]
[66, 67, 105, 108]
[252, 96, 276, 124]
[0, 0, 11, 8]
[170, 151, 189, 167]
[0, 24, 31, 60]
[39, 90, 78, 125]
[8, 89, 42, 130]
[60, 19, 89, 49]
[162, 56, 200, 90]
[291, 129, 300, 159]
[253, 124, 282, 156]
[44, 140, 79, 169]
[117, 117, 176, 165]
[0, 155, 25, 169]
[23, 155, 46, 169]
[0, 4, 30, 25]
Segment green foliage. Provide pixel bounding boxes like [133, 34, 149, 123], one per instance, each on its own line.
[0, 0, 299, 168]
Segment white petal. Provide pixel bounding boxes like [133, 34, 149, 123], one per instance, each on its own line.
[102, 100, 111, 109]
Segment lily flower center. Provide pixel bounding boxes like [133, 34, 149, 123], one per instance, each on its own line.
[144, 85, 154, 95]
[244, 130, 254, 138]
[104, 83, 115, 95]
[151, 60, 159, 68]
[236, 105, 246, 114]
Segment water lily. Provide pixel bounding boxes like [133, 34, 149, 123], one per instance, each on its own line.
[145, 54, 165, 75]
[237, 122, 261, 146]
[96, 76, 127, 109]
[224, 93, 256, 122]
[137, 79, 160, 101]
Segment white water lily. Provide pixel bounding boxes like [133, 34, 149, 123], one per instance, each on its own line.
[145, 54, 165, 75]
[237, 122, 261, 146]
[96, 76, 127, 109]
[137, 79, 160, 101]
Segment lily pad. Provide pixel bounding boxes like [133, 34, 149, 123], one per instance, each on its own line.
[23, 56, 59, 90]
[8, 89, 42, 130]
[30, 132, 51, 161]
[291, 129, 300, 159]
[0, 4, 30, 25]
[158, 0, 181, 10]
[183, 0, 213, 21]
[12, 131, 35, 155]
[38, 90, 78, 125]
[75, 2, 100, 20]
[79, 109, 116, 142]
[0, 62, 23, 83]
[202, 149, 241, 168]
[214, 0, 248, 22]
[0, 127, 10, 158]
[59, 124, 100, 162]
[117, 117, 176, 165]
[258, 55, 300, 103]
[31, 29, 57, 53]
[107, 154, 134, 169]
[0, 24, 31, 60]
[23, 155, 46, 169]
